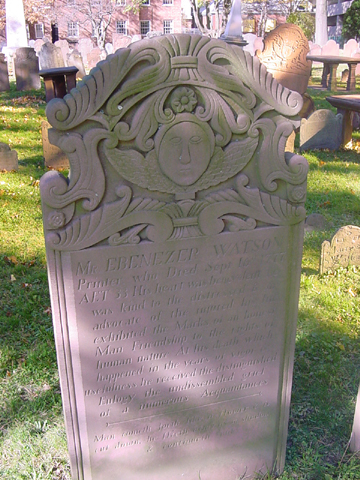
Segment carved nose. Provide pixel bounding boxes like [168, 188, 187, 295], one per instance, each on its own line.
[179, 146, 191, 164]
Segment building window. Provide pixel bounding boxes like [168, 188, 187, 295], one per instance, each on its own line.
[163, 20, 173, 34]
[142, 0, 150, 5]
[67, 0, 76, 4]
[116, 20, 127, 35]
[163, 0, 173, 5]
[116, 0, 126, 4]
[34, 23, 44, 39]
[140, 20, 150, 37]
[68, 22, 79, 37]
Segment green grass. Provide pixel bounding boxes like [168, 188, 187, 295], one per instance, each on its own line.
[0, 80, 360, 479]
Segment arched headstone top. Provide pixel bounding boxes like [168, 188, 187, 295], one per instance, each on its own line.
[41, 34, 307, 251]
[47, 34, 302, 132]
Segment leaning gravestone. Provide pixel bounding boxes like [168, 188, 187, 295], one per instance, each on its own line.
[14, 47, 41, 90]
[40, 34, 308, 480]
[39, 41, 65, 70]
[300, 109, 343, 151]
[320, 225, 360, 273]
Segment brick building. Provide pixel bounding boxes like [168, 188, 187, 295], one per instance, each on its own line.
[24, 0, 186, 49]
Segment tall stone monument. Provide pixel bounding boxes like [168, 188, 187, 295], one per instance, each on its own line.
[40, 34, 308, 480]
[5, 0, 28, 50]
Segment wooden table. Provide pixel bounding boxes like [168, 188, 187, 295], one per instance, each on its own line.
[307, 55, 360, 92]
[326, 94, 360, 145]
[39, 66, 78, 102]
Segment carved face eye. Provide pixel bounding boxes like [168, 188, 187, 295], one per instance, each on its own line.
[170, 137, 182, 146]
[190, 136, 202, 144]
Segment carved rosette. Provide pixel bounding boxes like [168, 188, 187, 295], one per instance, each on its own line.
[40, 34, 308, 251]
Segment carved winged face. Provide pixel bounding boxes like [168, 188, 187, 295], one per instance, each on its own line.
[156, 119, 215, 186]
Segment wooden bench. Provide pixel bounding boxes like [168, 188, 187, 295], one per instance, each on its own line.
[326, 94, 360, 145]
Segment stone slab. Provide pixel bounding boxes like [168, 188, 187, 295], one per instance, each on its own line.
[40, 34, 308, 480]
[39, 41, 65, 70]
[300, 109, 343, 151]
[0, 142, 18, 171]
[320, 225, 360, 274]
[41, 121, 69, 169]
[14, 47, 41, 91]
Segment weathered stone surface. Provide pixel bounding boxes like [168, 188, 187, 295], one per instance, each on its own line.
[55, 39, 71, 64]
[350, 385, 360, 452]
[78, 38, 94, 68]
[39, 41, 65, 70]
[304, 213, 326, 232]
[256, 23, 311, 95]
[87, 47, 102, 70]
[0, 53, 10, 91]
[41, 34, 308, 480]
[67, 50, 86, 78]
[14, 47, 41, 90]
[0, 142, 18, 171]
[41, 121, 69, 169]
[300, 109, 343, 151]
[112, 34, 132, 51]
[320, 225, 360, 273]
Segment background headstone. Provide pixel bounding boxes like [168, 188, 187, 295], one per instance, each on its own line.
[0, 142, 18, 171]
[320, 225, 360, 273]
[87, 47, 102, 70]
[41, 121, 69, 169]
[14, 47, 41, 90]
[321, 39, 340, 56]
[39, 41, 65, 70]
[300, 109, 343, 151]
[55, 40, 71, 64]
[112, 34, 132, 51]
[78, 38, 95, 69]
[67, 50, 86, 79]
[40, 34, 308, 480]
[0, 53, 10, 91]
[344, 39, 359, 57]
[256, 24, 311, 95]
[33, 39, 45, 55]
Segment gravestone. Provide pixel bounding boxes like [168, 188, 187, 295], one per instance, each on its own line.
[78, 38, 94, 68]
[67, 50, 86, 78]
[256, 23, 311, 95]
[55, 39, 71, 64]
[321, 39, 339, 56]
[41, 121, 69, 169]
[300, 109, 343, 151]
[320, 225, 360, 273]
[39, 41, 65, 70]
[0, 142, 18, 171]
[87, 47, 102, 70]
[112, 34, 132, 51]
[0, 53, 10, 91]
[40, 34, 308, 480]
[350, 385, 360, 452]
[343, 39, 358, 57]
[14, 47, 41, 90]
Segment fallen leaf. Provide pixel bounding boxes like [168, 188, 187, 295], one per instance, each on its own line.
[10, 274, 16, 282]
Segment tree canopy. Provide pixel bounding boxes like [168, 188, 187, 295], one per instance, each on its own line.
[343, 0, 360, 40]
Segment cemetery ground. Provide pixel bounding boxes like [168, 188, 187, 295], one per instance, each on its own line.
[0, 78, 360, 480]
